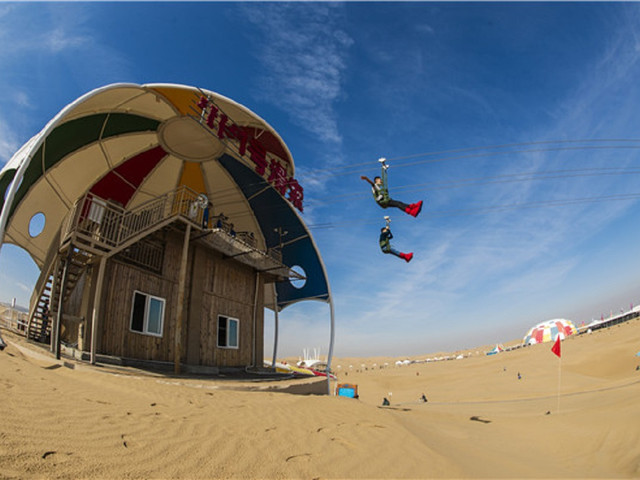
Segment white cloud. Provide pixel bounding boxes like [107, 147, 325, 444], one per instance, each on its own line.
[12, 91, 32, 109]
[244, 4, 353, 147]
[44, 26, 90, 54]
[0, 117, 19, 164]
[415, 23, 435, 35]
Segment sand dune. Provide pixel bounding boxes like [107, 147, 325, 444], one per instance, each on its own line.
[1, 319, 639, 479]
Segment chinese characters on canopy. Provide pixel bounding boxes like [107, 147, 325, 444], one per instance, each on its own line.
[196, 96, 304, 212]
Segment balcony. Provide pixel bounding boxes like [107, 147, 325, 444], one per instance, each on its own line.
[61, 186, 302, 281]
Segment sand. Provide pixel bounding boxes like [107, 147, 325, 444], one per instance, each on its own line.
[1, 319, 639, 479]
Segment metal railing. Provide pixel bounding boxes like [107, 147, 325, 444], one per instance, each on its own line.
[64, 186, 205, 250]
[63, 186, 286, 267]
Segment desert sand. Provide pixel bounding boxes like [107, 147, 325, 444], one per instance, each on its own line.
[1, 319, 639, 479]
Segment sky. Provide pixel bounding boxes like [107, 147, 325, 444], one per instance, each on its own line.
[2, 2, 640, 358]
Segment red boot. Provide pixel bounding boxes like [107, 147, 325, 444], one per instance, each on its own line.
[409, 201, 423, 217]
[400, 252, 413, 263]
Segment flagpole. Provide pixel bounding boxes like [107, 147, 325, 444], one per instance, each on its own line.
[551, 335, 562, 414]
[557, 353, 561, 414]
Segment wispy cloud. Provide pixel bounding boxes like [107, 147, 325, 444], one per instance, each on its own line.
[0, 5, 91, 61]
[0, 117, 19, 165]
[243, 4, 353, 148]
[0, 4, 135, 162]
[44, 26, 90, 54]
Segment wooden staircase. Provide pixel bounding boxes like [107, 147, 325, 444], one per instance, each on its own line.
[27, 247, 92, 343]
[25, 187, 204, 345]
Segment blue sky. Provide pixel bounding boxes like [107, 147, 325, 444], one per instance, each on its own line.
[2, 2, 640, 358]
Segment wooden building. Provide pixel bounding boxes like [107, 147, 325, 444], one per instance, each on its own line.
[0, 83, 333, 373]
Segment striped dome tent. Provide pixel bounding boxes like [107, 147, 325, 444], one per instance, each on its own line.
[523, 319, 577, 345]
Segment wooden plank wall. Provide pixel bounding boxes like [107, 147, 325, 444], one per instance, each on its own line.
[192, 245, 264, 367]
[99, 232, 182, 362]
[97, 229, 265, 367]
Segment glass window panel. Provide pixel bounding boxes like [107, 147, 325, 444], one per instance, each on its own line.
[131, 292, 146, 332]
[147, 297, 164, 335]
[228, 319, 238, 348]
[217, 317, 227, 347]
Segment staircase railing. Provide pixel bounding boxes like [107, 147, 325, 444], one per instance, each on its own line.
[64, 186, 205, 252]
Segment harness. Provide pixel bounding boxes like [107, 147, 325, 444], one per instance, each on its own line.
[372, 166, 391, 206]
[379, 229, 393, 252]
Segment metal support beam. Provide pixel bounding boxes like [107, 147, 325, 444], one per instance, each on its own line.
[251, 271, 260, 368]
[271, 288, 279, 371]
[326, 296, 336, 395]
[224, 250, 253, 260]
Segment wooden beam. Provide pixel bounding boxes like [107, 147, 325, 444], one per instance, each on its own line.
[90, 256, 107, 365]
[174, 223, 191, 374]
[53, 248, 73, 359]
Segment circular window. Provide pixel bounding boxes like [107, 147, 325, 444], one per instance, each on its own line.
[289, 265, 307, 289]
[28, 212, 46, 238]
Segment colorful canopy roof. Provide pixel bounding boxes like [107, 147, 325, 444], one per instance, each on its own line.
[0, 83, 330, 310]
[523, 319, 577, 345]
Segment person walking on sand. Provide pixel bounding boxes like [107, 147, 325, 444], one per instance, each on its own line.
[361, 158, 423, 217]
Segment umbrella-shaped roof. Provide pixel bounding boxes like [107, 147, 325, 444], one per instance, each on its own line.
[0, 83, 330, 311]
[523, 319, 577, 345]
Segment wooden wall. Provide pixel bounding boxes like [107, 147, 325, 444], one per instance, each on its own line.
[94, 228, 265, 368]
[191, 244, 264, 367]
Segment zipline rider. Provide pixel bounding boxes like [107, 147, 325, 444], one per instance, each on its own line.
[360, 158, 423, 217]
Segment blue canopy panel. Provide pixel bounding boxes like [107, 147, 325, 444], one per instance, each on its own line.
[218, 155, 330, 310]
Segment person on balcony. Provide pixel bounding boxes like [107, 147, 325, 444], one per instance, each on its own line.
[203, 201, 212, 229]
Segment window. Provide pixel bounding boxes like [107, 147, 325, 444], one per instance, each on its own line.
[217, 315, 239, 349]
[130, 291, 165, 337]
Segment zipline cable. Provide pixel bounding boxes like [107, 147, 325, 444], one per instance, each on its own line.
[305, 166, 640, 204]
[179, 139, 640, 205]
[302, 192, 640, 230]
[299, 138, 640, 174]
[302, 144, 640, 180]
[204, 166, 640, 228]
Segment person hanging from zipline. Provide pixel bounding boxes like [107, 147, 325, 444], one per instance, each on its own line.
[379, 216, 413, 263]
[361, 158, 423, 217]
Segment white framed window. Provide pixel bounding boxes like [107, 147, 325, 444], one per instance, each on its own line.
[217, 315, 239, 349]
[130, 290, 165, 337]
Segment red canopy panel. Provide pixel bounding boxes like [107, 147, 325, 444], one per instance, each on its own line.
[90, 146, 167, 207]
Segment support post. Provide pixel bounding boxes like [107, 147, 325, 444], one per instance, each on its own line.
[174, 223, 191, 374]
[251, 271, 260, 368]
[326, 296, 335, 395]
[53, 247, 73, 359]
[271, 288, 279, 371]
[90, 256, 107, 365]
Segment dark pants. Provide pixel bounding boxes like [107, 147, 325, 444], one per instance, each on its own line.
[379, 199, 409, 211]
[381, 243, 401, 257]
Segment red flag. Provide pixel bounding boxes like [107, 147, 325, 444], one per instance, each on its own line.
[551, 336, 561, 358]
